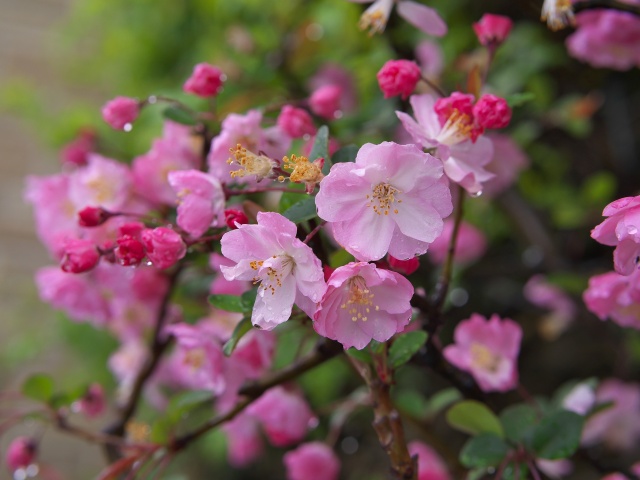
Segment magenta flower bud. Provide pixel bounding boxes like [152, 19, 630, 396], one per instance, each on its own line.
[78, 206, 111, 227]
[101, 96, 140, 130]
[376, 59, 421, 100]
[473, 94, 512, 129]
[141, 227, 187, 269]
[60, 130, 95, 167]
[76, 383, 106, 418]
[118, 221, 145, 238]
[277, 105, 317, 139]
[224, 209, 249, 229]
[284, 442, 340, 480]
[473, 14, 513, 47]
[183, 62, 225, 97]
[6, 437, 37, 471]
[115, 235, 146, 266]
[309, 84, 342, 120]
[388, 255, 420, 275]
[60, 239, 100, 273]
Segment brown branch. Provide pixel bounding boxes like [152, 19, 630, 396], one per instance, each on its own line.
[170, 339, 343, 452]
[573, 0, 640, 15]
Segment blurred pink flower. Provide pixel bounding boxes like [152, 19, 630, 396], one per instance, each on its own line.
[284, 442, 340, 480]
[101, 96, 139, 130]
[314, 262, 414, 350]
[525, 274, 577, 338]
[60, 238, 100, 273]
[584, 268, 640, 330]
[473, 14, 513, 47]
[75, 384, 106, 418]
[428, 219, 487, 265]
[6, 437, 37, 472]
[377, 60, 421, 100]
[443, 313, 522, 392]
[309, 85, 343, 120]
[222, 413, 264, 467]
[483, 134, 529, 197]
[277, 105, 317, 139]
[183, 63, 225, 97]
[562, 382, 596, 415]
[141, 227, 187, 269]
[347, 0, 447, 37]
[415, 40, 443, 79]
[408, 441, 451, 480]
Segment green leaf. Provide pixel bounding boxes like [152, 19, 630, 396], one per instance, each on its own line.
[222, 317, 253, 356]
[346, 347, 372, 364]
[308, 125, 330, 175]
[166, 390, 214, 423]
[506, 92, 536, 108]
[500, 404, 538, 444]
[460, 433, 510, 468]
[282, 197, 317, 223]
[162, 106, 197, 126]
[208, 294, 246, 313]
[447, 400, 505, 438]
[241, 289, 258, 311]
[388, 331, 428, 369]
[150, 417, 174, 443]
[22, 373, 55, 403]
[532, 410, 584, 459]
[424, 388, 462, 418]
[331, 145, 358, 164]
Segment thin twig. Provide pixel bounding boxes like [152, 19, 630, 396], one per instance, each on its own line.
[303, 221, 326, 244]
[420, 75, 447, 98]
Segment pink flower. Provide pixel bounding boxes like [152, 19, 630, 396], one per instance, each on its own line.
[6, 437, 37, 471]
[101, 96, 140, 130]
[483, 134, 529, 198]
[224, 209, 249, 229]
[247, 386, 316, 447]
[313, 262, 414, 350]
[525, 274, 576, 339]
[473, 14, 513, 47]
[60, 129, 95, 167]
[408, 441, 451, 480]
[428, 220, 487, 265]
[308, 64, 358, 114]
[562, 382, 596, 415]
[115, 235, 146, 266]
[183, 63, 225, 97]
[349, 0, 447, 37]
[591, 196, 640, 275]
[415, 40, 444, 79]
[582, 379, 640, 451]
[567, 9, 640, 71]
[388, 255, 420, 275]
[220, 212, 325, 330]
[141, 227, 186, 269]
[397, 94, 495, 195]
[377, 60, 421, 100]
[168, 170, 225, 238]
[584, 269, 640, 330]
[316, 142, 452, 262]
[443, 313, 522, 392]
[277, 105, 317, 139]
[309, 84, 343, 120]
[60, 238, 101, 273]
[283, 442, 340, 480]
[69, 154, 133, 211]
[222, 413, 264, 467]
[75, 384, 106, 418]
[473, 95, 511, 129]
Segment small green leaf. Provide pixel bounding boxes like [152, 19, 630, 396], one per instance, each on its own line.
[424, 388, 462, 418]
[506, 92, 536, 108]
[166, 390, 214, 423]
[346, 347, 372, 364]
[447, 400, 505, 438]
[308, 125, 330, 174]
[223, 317, 253, 356]
[394, 390, 429, 419]
[241, 289, 258, 311]
[162, 106, 197, 125]
[388, 331, 428, 369]
[22, 373, 55, 403]
[208, 294, 245, 313]
[532, 410, 584, 459]
[500, 404, 538, 444]
[282, 197, 317, 223]
[369, 340, 386, 355]
[150, 417, 174, 443]
[460, 433, 510, 468]
[331, 145, 358, 164]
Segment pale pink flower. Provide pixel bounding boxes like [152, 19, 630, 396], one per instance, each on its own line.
[277, 105, 317, 139]
[415, 40, 444, 79]
[74, 384, 106, 418]
[6, 437, 37, 471]
[108, 340, 149, 398]
[473, 14, 513, 47]
[101, 96, 140, 130]
[168, 170, 225, 238]
[582, 379, 640, 451]
[591, 196, 640, 275]
[232, 329, 277, 380]
[141, 227, 187, 269]
[308, 64, 358, 114]
[284, 442, 340, 480]
[60, 129, 95, 167]
[316, 142, 452, 262]
[313, 262, 414, 350]
[483, 134, 529, 197]
[443, 313, 522, 392]
[408, 441, 451, 480]
[428, 219, 487, 265]
[567, 8, 640, 71]
[132, 121, 201, 205]
[584, 269, 640, 330]
[209, 252, 251, 296]
[397, 94, 495, 195]
[220, 212, 325, 330]
[562, 382, 596, 415]
[60, 238, 100, 273]
[377, 60, 421, 100]
[348, 0, 447, 37]
[525, 274, 577, 338]
[69, 154, 132, 211]
[536, 459, 573, 479]
[183, 63, 225, 97]
[246, 386, 316, 447]
[309, 84, 343, 120]
[222, 413, 264, 467]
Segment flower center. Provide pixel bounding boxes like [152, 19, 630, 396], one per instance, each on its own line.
[85, 176, 116, 205]
[436, 109, 480, 145]
[250, 255, 294, 296]
[183, 348, 206, 370]
[470, 343, 502, 373]
[228, 144, 274, 180]
[541, 0, 575, 31]
[366, 182, 402, 216]
[358, 0, 394, 35]
[341, 276, 380, 322]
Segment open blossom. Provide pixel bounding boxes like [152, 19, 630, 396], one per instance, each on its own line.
[220, 212, 325, 330]
[443, 313, 522, 392]
[397, 94, 495, 195]
[408, 441, 451, 480]
[316, 142, 452, 262]
[69, 154, 133, 211]
[141, 227, 187, 269]
[101, 96, 140, 130]
[473, 14, 513, 47]
[591, 196, 640, 275]
[183, 62, 225, 97]
[168, 170, 225, 238]
[541, 0, 575, 31]
[284, 442, 340, 480]
[348, 0, 447, 37]
[428, 219, 487, 265]
[314, 262, 414, 350]
[277, 105, 317, 139]
[583, 269, 640, 330]
[377, 60, 421, 100]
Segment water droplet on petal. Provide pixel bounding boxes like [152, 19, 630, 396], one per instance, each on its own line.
[145, 261, 153, 266]
[123, 123, 133, 132]
[470, 190, 483, 198]
[25, 465, 38, 478]
[334, 110, 344, 119]
[147, 95, 157, 104]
